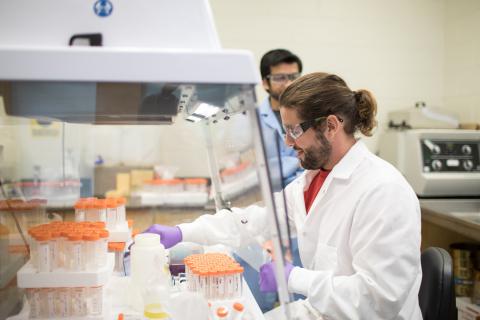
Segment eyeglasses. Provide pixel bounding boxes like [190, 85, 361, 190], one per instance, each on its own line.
[266, 72, 301, 84]
[283, 116, 343, 140]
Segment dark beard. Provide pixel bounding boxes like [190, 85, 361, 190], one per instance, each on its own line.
[266, 88, 281, 102]
[299, 131, 332, 170]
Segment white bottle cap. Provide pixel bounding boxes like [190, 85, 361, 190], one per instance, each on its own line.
[134, 233, 161, 246]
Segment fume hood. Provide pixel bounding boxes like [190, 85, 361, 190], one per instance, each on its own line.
[0, 1, 297, 319]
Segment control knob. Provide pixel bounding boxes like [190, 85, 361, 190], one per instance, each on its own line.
[463, 160, 474, 171]
[431, 160, 442, 171]
[461, 145, 472, 155]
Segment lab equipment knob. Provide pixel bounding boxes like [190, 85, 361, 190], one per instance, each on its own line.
[461, 145, 472, 155]
[432, 145, 441, 155]
[463, 160, 474, 171]
[431, 160, 442, 171]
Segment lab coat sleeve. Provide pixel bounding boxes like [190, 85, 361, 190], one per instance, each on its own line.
[288, 181, 421, 319]
[178, 205, 270, 249]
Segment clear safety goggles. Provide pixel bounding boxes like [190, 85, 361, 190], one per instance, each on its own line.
[283, 115, 344, 140]
[266, 72, 301, 84]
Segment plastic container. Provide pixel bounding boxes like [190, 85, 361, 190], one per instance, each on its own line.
[165, 179, 184, 193]
[74, 200, 86, 222]
[54, 287, 71, 317]
[58, 230, 70, 269]
[94, 199, 107, 223]
[108, 242, 126, 275]
[142, 256, 172, 320]
[84, 233, 100, 270]
[451, 243, 477, 297]
[98, 229, 109, 267]
[49, 231, 61, 271]
[131, 234, 166, 290]
[67, 233, 84, 271]
[106, 199, 117, 229]
[184, 178, 208, 193]
[36, 233, 51, 272]
[116, 197, 127, 225]
[28, 229, 40, 270]
[85, 199, 97, 221]
[130, 233, 167, 312]
[26, 288, 41, 318]
[70, 287, 87, 317]
[184, 253, 244, 300]
[42, 288, 56, 318]
[87, 286, 103, 316]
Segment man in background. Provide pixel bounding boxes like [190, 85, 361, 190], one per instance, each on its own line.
[236, 49, 304, 312]
[259, 49, 304, 187]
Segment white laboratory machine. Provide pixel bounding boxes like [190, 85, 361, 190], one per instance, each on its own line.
[0, 1, 296, 319]
[378, 129, 480, 197]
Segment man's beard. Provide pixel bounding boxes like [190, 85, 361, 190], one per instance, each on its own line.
[267, 88, 282, 102]
[296, 131, 332, 170]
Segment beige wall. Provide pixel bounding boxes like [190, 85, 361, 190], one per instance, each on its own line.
[444, 0, 480, 123]
[210, 0, 448, 151]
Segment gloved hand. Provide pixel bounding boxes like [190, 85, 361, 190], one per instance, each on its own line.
[142, 224, 182, 249]
[259, 261, 294, 293]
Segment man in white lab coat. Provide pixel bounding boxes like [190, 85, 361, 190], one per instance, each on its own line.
[145, 72, 423, 319]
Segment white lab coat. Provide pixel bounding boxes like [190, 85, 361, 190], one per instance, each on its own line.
[179, 141, 422, 320]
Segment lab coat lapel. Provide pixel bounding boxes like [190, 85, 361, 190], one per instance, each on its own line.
[259, 98, 284, 138]
[304, 140, 368, 218]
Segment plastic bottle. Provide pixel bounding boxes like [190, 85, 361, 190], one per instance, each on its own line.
[142, 256, 172, 320]
[130, 233, 166, 311]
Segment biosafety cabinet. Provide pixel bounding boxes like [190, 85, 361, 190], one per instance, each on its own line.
[0, 1, 297, 319]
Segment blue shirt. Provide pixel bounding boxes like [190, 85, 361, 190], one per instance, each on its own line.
[258, 97, 303, 187]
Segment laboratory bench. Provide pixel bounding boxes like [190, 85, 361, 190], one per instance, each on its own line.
[420, 198, 480, 251]
[7, 248, 266, 320]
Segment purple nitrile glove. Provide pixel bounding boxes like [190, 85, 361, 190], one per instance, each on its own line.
[142, 224, 182, 249]
[259, 261, 294, 293]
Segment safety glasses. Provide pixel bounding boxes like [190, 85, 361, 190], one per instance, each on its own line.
[266, 72, 301, 84]
[283, 116, 343, 140]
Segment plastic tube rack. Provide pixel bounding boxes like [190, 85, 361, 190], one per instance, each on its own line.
[184, 253, 244, 301]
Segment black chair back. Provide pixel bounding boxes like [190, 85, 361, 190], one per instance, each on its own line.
[419, 247, 457, 320]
